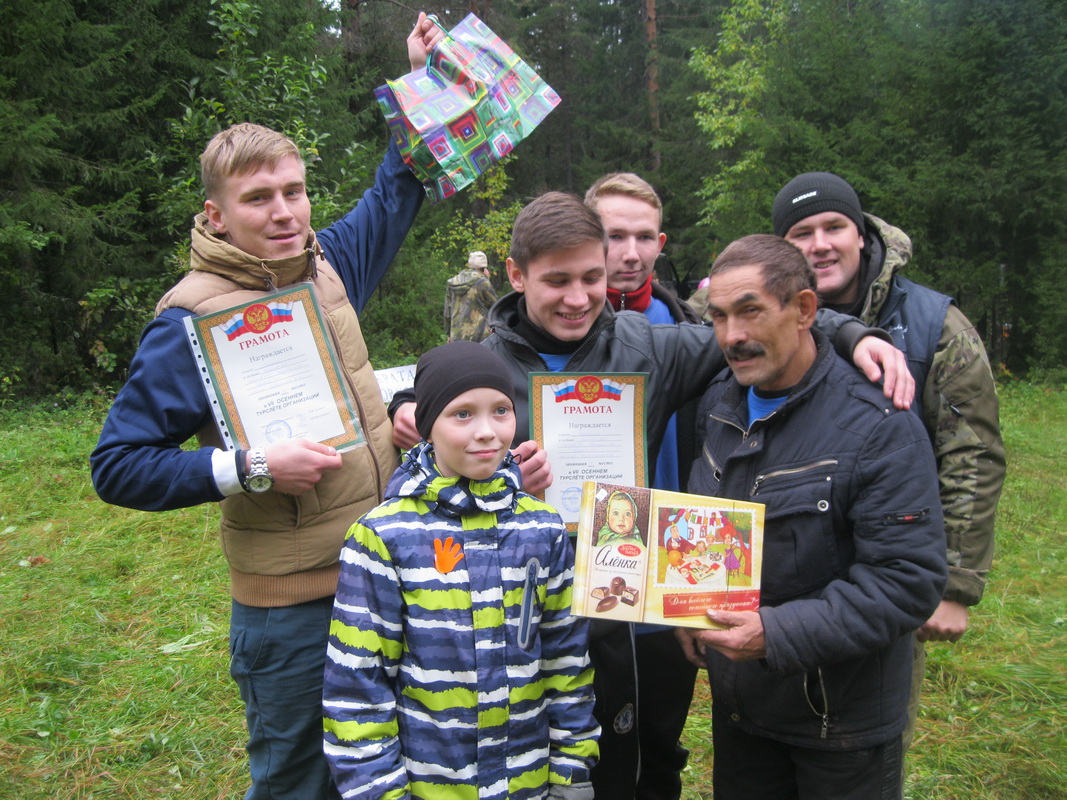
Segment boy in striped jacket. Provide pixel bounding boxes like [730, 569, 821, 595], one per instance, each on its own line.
[323, 340, 599, 799]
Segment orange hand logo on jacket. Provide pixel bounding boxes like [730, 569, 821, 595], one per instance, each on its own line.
[433, 537, 465, 574]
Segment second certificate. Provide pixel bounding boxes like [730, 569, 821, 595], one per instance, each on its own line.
[529, 373, 648, 531]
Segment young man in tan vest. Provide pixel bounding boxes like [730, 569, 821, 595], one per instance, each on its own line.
[91, 15, 443, 799]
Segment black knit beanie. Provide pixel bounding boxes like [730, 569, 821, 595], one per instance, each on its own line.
[772, 172, 866, 238]
[414, 340, 516, 439]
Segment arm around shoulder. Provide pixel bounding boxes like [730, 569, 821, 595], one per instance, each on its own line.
[650, 319, 726, 408]
[818, 309, 914, 409]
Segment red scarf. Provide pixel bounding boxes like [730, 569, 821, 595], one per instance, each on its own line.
[606, 274, 653, 312]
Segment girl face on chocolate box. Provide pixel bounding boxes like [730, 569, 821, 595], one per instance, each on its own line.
[606, 495, 636, 536]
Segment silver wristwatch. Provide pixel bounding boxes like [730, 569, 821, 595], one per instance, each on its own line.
[245, 448, 274, 493]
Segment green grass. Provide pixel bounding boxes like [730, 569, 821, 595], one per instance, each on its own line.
[0, 384, 1064, 798]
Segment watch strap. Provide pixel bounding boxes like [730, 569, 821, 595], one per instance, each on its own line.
[236, 449, 250, 491]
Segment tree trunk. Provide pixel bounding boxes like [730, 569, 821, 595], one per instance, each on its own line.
[645, 0, 661, 170]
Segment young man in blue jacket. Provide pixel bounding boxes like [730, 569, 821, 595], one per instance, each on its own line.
[90, 15, 443, 800]
[678, 235, 947, 799]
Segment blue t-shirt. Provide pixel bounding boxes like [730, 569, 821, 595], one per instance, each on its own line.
[746, 386, 789, 427]
[643, 296, 675, 326]
[645, 297, 680, 491]
[540, 352, 572, 372]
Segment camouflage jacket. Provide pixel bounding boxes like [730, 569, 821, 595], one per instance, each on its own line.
[444, 268, 498, 342]
[861, 214, 1006, 607]
[684, 285, 713, 323]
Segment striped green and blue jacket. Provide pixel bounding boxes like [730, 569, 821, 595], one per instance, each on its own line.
[323, 442, 599, 799]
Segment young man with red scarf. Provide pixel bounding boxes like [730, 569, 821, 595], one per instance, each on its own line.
[584, 174, 702, 800]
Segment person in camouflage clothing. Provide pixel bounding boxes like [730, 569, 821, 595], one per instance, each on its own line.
[684, 279, 714, 323]
[445, 250, 498, 342]
[772, 172, 1007, 748]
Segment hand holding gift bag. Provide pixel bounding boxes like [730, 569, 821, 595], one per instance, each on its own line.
[375, 13, 561, 202]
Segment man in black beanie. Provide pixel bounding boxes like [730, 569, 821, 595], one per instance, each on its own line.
[772, 171, 1006, 748]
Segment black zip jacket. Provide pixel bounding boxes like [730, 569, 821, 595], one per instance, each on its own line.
[689, 332, 947, 750]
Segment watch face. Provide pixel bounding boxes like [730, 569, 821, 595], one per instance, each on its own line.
[247, 473, 274, 493]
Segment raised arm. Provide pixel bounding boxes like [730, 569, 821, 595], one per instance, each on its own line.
[407, 11, 445, 72]
[316, 12, 444, 309]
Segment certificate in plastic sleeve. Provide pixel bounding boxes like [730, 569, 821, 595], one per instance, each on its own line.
[529, 373, 648, 531]
[183, 284, 366, 452]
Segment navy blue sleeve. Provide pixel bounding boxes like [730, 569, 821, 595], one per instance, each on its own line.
[90, 308, 226, 512]
[315, 140, 425, 313]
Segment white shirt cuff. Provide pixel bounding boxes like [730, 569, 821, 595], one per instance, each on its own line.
[212, 448, 244, 497]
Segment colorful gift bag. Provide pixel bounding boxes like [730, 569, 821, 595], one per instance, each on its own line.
[374, 14, 561, 202]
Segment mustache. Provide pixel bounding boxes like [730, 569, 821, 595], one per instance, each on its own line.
[725, 343, 766, 361]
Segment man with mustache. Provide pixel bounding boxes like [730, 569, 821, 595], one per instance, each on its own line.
[678, 234, 947, 800]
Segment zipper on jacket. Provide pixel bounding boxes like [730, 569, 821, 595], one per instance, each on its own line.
[703, 412, 748, 482]
[751, 459, 839, 496]
[803, 667, 831, 739]
[701, 441, 724, 482]
[709, 411, 748, 441]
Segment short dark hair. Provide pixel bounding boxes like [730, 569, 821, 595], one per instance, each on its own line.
[710, 234, 816, 305]
[510, 192, 605, 273]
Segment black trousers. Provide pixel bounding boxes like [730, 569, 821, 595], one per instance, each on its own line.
[588, 622, 639, 798]
[634, 628, 698, 800]
[711, 701, 904, 800]
[587, 624, 699, 799]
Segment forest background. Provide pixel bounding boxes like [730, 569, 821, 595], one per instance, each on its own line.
[2, 0, 1066, 398]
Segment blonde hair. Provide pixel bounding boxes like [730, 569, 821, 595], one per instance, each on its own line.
[200, 123, 304, 200]
[584, 172, 663, 226]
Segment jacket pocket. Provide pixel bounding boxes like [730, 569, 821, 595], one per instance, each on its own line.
[750, 458, 841, 600]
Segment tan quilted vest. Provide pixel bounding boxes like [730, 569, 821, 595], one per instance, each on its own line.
[156, 214, 397, 606]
